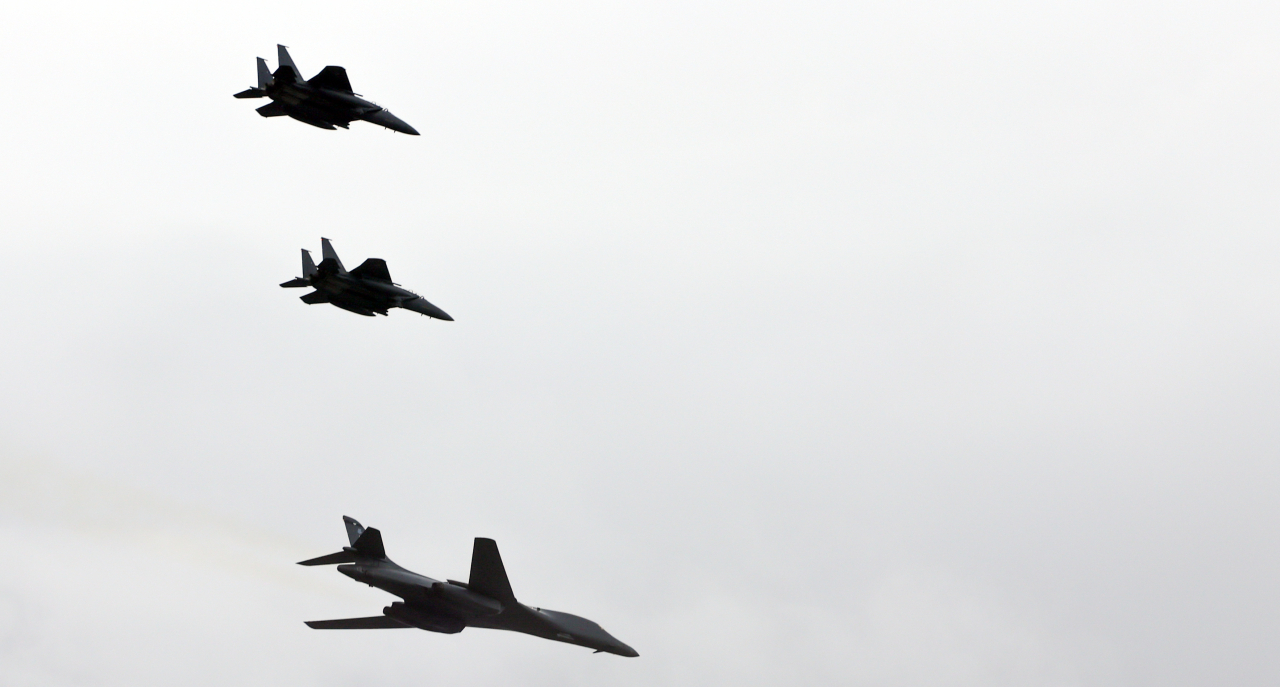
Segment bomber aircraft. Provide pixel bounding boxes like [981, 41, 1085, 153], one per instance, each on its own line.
[281, 238, 453, 320]
[300, 516, 639, 657]
[234, 45, 419, 135]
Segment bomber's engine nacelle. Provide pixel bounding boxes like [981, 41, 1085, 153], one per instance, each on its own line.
[383, 602, 465, 634]
[431, 581, 505, 617]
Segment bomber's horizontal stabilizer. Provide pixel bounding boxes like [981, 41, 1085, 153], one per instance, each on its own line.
[297, 550, 357, 566]
[306, 616, 410, 629]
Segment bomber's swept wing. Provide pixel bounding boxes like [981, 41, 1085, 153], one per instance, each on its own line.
[306, 616, 409, 629]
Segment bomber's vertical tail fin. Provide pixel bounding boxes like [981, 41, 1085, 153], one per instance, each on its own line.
[257, 57, 272, 89]
[343, 516, 385, 558]
[469, 538, 517, 603]
[344, 516, 366, 545]
[321, 238, 346, 273]
[302, 249, 317, 277]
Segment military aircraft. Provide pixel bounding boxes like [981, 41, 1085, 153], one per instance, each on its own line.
[234, 45, 419, 135]
[299, 516, 638, 657]
[280, 239, 453, 320]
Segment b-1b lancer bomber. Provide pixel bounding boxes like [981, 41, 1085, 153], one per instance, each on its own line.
[300, 516, 639, 657]
[234, 45, 419, 135]
[281, 238, 453, 320]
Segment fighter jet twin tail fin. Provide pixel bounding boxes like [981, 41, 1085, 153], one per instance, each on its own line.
[232, 55, 276, 99]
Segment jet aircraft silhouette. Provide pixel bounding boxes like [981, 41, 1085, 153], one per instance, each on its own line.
[235, 45, 419, 135]
[281, 239, 452, 320]
[300, 517, 639, 657]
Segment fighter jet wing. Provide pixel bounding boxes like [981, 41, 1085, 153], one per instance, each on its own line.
[349, 258, 393, 283]
[306, 616, 410, 629]
[309, 65, 354, 93]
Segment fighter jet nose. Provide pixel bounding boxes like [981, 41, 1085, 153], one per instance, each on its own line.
[400, 297, 453, 321]
[620, 646, 639, 658]
[363, 108, 420, 135]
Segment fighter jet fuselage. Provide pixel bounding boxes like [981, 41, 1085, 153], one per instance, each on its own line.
[281, 238, 452, 319]
[235, 45, 419, 135]
[300, 517, 639, 657]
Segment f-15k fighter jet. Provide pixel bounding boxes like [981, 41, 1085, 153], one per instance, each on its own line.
[234, 45, 419, 135]
[300, 517, 639, 657]
[281, 238, 453, 320]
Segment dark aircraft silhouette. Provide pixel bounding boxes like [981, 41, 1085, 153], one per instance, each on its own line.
[300, 517, 639, 657]
[281, 238, 452, 320]
[234, 45, 419, 135]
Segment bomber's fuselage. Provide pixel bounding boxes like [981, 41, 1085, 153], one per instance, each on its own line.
[337, 557, 638, 656]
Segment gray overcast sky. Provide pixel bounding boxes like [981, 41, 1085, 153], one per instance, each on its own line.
[1, 0, 1278, 685]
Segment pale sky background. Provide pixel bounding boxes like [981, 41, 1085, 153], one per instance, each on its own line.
[2, 0, 1279, 685]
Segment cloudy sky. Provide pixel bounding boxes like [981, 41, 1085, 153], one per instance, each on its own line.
[2, 0, 1279, 685]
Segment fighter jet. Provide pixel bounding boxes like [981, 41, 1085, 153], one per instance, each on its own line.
[234, 45, 419, 135]
[299, 517, 639, 657]
[281, 238, 453, 320]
